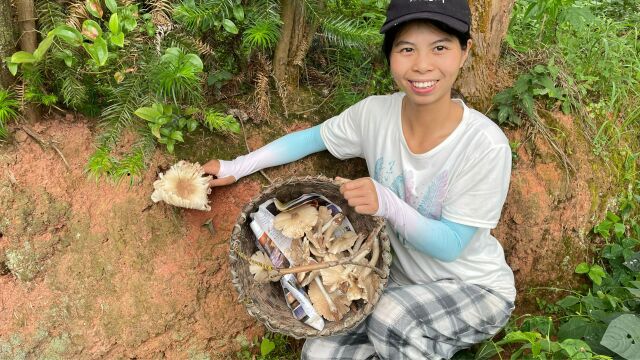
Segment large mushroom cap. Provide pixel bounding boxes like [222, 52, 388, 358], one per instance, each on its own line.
[273, 204, 319, 239]
[151, 161, 212, 210]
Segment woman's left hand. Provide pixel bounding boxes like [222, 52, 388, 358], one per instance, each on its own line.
[337, 177, 379, 215]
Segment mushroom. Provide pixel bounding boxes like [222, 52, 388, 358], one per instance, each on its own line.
[318, 206, 333, 226]
[327, 231, 359, 254]
[322, 213, 345, 243]
[274, 204, 318, 239]
[309, 277, 351, 322]
[249, 250, 278, 282]
[151, 161, 212, 210]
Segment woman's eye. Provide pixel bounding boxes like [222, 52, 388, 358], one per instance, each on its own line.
[434, 45, 446, 52]
[400, 47, 414, 53]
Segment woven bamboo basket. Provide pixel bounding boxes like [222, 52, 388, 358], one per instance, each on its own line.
[229, 176, 392, 339]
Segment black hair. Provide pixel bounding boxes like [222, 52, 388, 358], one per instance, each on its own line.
[382, 20, 471, 64]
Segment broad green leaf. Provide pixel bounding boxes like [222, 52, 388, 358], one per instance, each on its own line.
[558, 317, 589, 340]
[575, 263, 590, 274]
[60, 49, 74, 67]
[85, 0, 103, 18]
[233, 5, 244, 21]
[166, 140, 174, 153]
[496, 331, 541, 345]
[49, 26, 83, 46]
[184, 54, 203, 72]
[7, 61, 18, 76]
[160, 128, 171, 137]
[149, 124, 161, 138]
[109, 13, 120, 34]
[557, 296, 580, 309]
[170, 131, 183, 142]
[105, 0, 118, 13]
[187, 119, 198, 132]
[260, 338, 275, 356]
[614, 223, 626, 238]
[11, 51, 36, 64]
[559, 339, 592, 359]
[588, 265, 606, 286]
[110, 32, 124, 47]
[123, 18, 137, 32]
[601, 314, 640, 359]
[178, 117, 187, 128]
[606, 211, 620, 223]
[92, 36, 108, 65]
[33, 35, 54, 61]
[82, 19, 103, 40]
[134, 106, 162, 121]
[222, 19, 238, 34]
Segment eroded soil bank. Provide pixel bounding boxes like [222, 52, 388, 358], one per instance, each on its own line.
[0, 111, 611, 358]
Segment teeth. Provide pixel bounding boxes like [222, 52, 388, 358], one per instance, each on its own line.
[412, 81, 436, 89]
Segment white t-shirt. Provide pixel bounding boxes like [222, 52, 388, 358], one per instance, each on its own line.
[320, 92, 516, 302]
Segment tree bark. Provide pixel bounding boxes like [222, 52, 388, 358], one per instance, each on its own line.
[15, 0, 38, 122]
[0, 0, 16, 88]
[456, 0, 515, 111]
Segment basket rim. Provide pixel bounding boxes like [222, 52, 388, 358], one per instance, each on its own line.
[228, 175, 392, 338]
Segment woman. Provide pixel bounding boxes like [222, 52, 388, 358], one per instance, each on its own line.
[204, 0, 515, 358]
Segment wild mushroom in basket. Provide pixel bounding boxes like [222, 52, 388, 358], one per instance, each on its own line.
[273, 204, 319, 238]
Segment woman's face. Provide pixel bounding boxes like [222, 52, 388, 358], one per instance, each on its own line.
[390, 21, 471, 108]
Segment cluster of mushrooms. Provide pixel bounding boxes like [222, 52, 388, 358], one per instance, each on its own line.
[249, 204, 383, 322]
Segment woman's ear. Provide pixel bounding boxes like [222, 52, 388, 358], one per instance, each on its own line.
[460, 39, 473, 68]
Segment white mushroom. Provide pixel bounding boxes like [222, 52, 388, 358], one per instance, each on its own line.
[151, 161, 212, 210]
[273, 204, 319, 238]
[322, 213, 345, 243]
[249, 250, 278, 282]
[309, 278, 351, 322]
[318, 206, 333, 226]
[327, 231, 359, 254]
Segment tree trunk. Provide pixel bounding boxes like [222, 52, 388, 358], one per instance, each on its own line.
[0, 0, 16, 88]
[456, 0, 515, 111]
[15, 0, 38, 122]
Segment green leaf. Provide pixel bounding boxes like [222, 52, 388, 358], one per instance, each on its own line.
[559, 339, 592, 358]
[11, 51, 36, 64]
[135, 106, 162, 121]
[588, 265, 606, 286]
[109, 13, 121, 34]
[60, 49, 74, 67]
[83, 36, 109, 66]
[187, 119, 198, 132]
[233, 5, 244, 21]
[557, 296, 581, 309]
[222, 19, 238, 34]
[82, 19, 103, 40]
[105, 0, 118, 13]
[260, 338, 275, 356]
[614, 223, 626, 239]
[166, 140, 174, 154]
[184, 54, 203, 72]
[601, 314, 640, 359]
[110, 32, 124, 47]
[558, 317, 590, 340]
[170, 130, 183, 142]
[49, 26, 83, 46]
[33, 35, 54, 61]
[623, 252, 640, 272]
[474, 341, 502, 360]
[496, 331, 541, 345]
[575, 263, 590, 274]
[85, 0, 103, 18]
[123, 18, 137, 32]
[149, 124, 161, 138]
[7, 61, 18, 76]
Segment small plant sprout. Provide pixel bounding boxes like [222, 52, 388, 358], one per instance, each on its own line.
[151, 161, 212, 210]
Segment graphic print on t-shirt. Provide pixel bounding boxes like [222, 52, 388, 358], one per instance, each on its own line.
[374, 157, 449, 221]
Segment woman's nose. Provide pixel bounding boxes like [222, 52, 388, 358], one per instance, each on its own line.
[412, 53, 433, 73]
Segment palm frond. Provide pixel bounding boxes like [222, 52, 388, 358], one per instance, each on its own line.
[320, 15, 380, 48]
[0, 89, 20, 140]
[59, 69, 88, 109]
[36, 0, 67, 34]
[172, 0, 236, 32]
[242, 17, 281, 52]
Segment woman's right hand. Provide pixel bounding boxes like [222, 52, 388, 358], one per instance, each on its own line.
[202, 159, 237, 187]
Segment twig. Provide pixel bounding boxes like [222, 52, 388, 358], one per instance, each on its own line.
[20, 125, 70, 169]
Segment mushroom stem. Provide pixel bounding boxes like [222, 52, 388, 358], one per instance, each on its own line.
[269, 255, 385, 279]
[322, 213, 344, 242]
[314, 277, 337, 313]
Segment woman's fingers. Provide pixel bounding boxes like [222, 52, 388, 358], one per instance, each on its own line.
[338, 177, 379, 215]
[202, 159, 221, 175]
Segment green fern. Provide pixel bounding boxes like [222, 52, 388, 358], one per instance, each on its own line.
[0, 90, 20, 140]
[203, 109, 240, 133]
[36, 0, 67, 34]
[242, 17, 281, 51]
[173, 0, 237, 32]
[153, 47, 204, 105]
[59, 69, 88, 109]
[111, 136, 155, 183]
[320, 15, 380, 48]
[85, 145, 117, 180]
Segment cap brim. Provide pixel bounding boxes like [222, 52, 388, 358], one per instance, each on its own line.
[380, 12, 469, 34]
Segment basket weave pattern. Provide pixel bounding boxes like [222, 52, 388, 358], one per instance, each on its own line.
[230, 176, 392, 338]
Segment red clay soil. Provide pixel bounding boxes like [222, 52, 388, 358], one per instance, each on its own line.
[0, 111, 612, 357]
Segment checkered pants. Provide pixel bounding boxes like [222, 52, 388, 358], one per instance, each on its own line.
[301, 279, 513, 360]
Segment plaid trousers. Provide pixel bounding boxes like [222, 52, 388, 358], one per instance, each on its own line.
[301, 279, 514, 360]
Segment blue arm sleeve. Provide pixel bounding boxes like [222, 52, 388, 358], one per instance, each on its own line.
[403, 217, 477, 262]
[217, 124, 327, 179]
[264, 124, 327, 164]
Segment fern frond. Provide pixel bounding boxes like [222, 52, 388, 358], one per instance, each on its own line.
[172, 0, 236, 32]
[0, 89, 20, 140]
[242, 17, 281, 52]
[36, 0, 67, 34]
[59, 70, 88, 109]
[85, 145, 117, 180]
[111, 137, 155, 183]
[320, 15, 380, 48]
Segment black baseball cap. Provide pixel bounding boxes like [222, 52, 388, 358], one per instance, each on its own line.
[380, 0, 471, 34]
